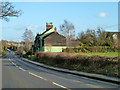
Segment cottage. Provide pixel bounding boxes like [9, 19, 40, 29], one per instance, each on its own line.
[32, 22, 66, 52]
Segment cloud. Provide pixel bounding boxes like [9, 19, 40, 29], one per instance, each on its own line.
[26, 24, 44, 30]
[97, 12, 107, 18]
[3, 25, 26, 31]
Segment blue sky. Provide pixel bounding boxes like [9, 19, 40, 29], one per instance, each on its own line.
[2, 2, 118, 42]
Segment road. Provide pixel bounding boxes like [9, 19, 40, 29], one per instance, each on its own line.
[2, 51, 119, 89]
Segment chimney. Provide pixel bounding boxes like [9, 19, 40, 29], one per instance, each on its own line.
[54, 27, 57, 33]
[46, 22, 53, 30]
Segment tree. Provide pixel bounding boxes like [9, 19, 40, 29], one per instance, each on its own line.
[60, 20, 75, 47]
[97, 28, 113, 46]
[77, 29, 97, 46]
[0, 2, 22, 21]
[77, 28, 113, 47]
[23, 29, 34, 52]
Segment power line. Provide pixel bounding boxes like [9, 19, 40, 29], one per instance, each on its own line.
[101, 24, 120, 29]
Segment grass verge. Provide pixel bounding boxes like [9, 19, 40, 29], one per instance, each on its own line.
[73, 52, 119, 57]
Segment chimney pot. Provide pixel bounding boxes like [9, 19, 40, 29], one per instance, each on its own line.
[46, 22, 53, 30]
[55, 27, 57, 32]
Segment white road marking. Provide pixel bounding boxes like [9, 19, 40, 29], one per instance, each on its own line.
[9, 59, 25, 71]
[16, 65, 19, 68]
[29, 72, 46, 80]
[42, 78, 47, 81]
[52, 82, 68, 89]
[47, 71, 103, 88]
[14, 63, 16, 65]
[9, 58, 25, 71]
[18, 67, 26, 71]
[9, 59, 11, 61]
[9, 58, 102, 88]
[12, 62, 16, 65]
[8, 56, 97, 89]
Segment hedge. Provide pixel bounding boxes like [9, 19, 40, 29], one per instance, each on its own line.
[62, 46, 118, 53]
[32, 52, 119, 78]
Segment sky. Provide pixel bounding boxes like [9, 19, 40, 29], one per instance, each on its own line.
[2, 2, 118, 42]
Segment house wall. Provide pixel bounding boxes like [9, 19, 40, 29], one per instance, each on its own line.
[44, 46, 66, 52]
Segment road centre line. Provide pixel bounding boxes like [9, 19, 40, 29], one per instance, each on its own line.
[9, 58, 65, 88]
[9, 59, 26, 71]
[52, 82, 68, 89]
[9, 57, 103, 88]
[12, 62, 16, 65]
[9, 57, 99, 88]
[45, 71, 103, 88]
[29, 72, 45, 80]
[18, 67, 26, 71]
[9, 60, 69, 89]
[15, 65, 19, 68]
[8, 58, 69, 89]
[28, 72, 69, 89]
[9, 58, 11, 61]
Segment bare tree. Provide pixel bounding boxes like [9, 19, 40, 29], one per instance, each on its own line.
[60, 20, 75, 47]
[23, 29, 34, 52]
[0, 2, 22, 21]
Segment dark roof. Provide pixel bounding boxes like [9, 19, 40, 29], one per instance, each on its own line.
[44, 32, 66, 46]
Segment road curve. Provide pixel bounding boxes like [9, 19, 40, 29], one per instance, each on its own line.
[2, 51, 119, 89]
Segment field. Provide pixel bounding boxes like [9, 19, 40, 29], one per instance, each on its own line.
[74, 52, 119, 57]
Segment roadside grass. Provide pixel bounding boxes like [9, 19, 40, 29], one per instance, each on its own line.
[73, 52, 119, 57]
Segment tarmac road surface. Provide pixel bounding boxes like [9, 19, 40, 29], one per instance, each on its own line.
[2, 51, 119, 89]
